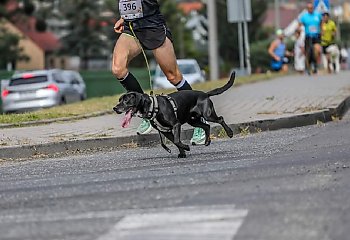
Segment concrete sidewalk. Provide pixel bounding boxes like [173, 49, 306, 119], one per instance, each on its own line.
[1, 72, 350, 159]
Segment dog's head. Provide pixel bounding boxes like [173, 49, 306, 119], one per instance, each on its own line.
[113, 92, 150, 128]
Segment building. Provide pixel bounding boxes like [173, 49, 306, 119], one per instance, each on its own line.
[2, 17, 67, 70]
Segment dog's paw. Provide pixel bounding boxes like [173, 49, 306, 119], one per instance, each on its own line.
[205, 139, 211, 146]
[178, 143, 190, 151]
[178, 153, 187, 158]
[184, 144, 190, 151]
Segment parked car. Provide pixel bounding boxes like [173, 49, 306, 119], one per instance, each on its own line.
[62, 70, 87, 100]
[152, 59, 206, 89]
[1, 69, 87, 113]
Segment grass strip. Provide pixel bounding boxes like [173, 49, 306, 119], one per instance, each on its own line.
[0, 72, 285, 125]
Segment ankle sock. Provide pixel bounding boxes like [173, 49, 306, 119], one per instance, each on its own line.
[175, 79, 192, 91]
[118, 72, 144, 93]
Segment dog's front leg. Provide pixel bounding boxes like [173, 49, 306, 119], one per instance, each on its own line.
[162, 131, 188, 158]
[158, 131, 171, 153]
[173, 123, 190, 151]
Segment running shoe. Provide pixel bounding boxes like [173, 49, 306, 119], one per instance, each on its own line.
[137, 119, 152, 135]
[190, 127, 206, 145]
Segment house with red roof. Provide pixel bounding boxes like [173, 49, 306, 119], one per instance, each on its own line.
[2, 0, 66, 70]
[177, 1, 204, 15]
[2, 16, 67, 70]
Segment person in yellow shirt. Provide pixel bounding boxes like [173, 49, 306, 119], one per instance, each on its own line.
[321, 12, 337, 72]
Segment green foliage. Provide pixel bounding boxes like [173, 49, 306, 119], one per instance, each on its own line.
[0, 21, 29, 69]
[23, 0, 35, 16]
[35, 18, 47, 32]
[250, 39, 271, 72]
[158, 0, 196, 59]
[214, 0, 269, 73]
[340, 22, 350, 46]
[59, 0, 107, 69]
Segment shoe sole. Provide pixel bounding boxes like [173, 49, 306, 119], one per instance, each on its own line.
[190, 140, 206, 145]
[137, 126, 153, 135]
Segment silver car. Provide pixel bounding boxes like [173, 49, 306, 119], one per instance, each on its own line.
[153, 59, 206, 89]
[1, 69, 87, 113]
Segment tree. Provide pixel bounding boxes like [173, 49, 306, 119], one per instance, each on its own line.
[0, 21, 29, 69]
[203, 0, 269, 73]
[158, 0, 196, 59]
[59, 0, 107, 70]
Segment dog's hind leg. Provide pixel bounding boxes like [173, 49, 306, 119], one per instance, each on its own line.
[203, 100, 234, 138]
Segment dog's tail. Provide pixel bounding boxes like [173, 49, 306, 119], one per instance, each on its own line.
[207, 71, 236, 97]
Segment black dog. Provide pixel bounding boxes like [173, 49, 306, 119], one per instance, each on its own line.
[113, 71, 236, 158]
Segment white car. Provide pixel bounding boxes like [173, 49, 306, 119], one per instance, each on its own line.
[153, 59, 206, 89]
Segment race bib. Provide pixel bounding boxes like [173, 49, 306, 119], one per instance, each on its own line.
[119, 0, 143, 20]
[309, 26, 317, 33]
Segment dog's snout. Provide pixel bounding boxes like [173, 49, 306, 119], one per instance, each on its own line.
[113, 106, 120, 113]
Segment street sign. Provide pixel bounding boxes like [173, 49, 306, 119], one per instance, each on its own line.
[314, 0, 330, 13]
[227, 0, 252, 23]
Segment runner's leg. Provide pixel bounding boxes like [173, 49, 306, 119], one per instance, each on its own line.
[112, 34, 143, 93]
[152, 37, 192, 90]
[112, 34, 152, 135]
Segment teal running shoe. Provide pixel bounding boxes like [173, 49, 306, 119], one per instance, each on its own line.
[190, 127, 206, 145]
[137, 119, 152, 135]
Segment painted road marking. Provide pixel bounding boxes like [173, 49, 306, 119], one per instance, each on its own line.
[98, 205, 248, 240]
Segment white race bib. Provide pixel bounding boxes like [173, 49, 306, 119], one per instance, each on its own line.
[309, 26, 317, 33]
[119, 0, 143, 20]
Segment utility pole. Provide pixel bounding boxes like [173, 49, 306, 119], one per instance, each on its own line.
[274, 0, 280, 31]
[238, 22, 244, 71]
[227, 0, 252, 75]
[207, 0, 220, 80]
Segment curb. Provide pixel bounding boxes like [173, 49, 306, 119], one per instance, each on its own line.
[1, 96, 349, 160]
[0, 110, 114, 129]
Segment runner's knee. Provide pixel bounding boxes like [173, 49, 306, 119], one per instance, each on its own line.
[112, 64, 128, 80]
[164, 69, 182, 85]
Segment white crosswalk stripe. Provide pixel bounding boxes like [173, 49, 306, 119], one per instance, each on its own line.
[98, 205, 248, 240]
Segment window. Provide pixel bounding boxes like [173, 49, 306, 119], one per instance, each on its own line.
[9, 76, 48, 86]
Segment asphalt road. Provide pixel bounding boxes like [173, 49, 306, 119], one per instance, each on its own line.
[0, 112, 349, 240]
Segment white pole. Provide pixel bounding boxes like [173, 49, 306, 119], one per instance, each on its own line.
[274, 0, 280, 31]
[207, 0, 220, 80]
[243, 21, 251, 75]
[238, 22, 244, 71]
[242, 1, 252, 75]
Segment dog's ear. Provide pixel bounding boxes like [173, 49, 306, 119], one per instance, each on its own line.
[140, 93, 151, 114]
[118, 92, 136, 104]
[118, 93, 127, 102]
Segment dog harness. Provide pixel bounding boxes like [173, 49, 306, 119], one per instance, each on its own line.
[146, 95, 177, 133]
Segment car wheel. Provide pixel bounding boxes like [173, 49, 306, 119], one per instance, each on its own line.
[60, 96, 66, 105]
[80, 94, 86, 101]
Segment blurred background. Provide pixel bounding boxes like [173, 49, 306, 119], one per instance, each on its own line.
[0, 0, 349, 107]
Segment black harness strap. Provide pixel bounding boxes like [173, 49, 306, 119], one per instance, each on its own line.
[146, 95, 177, 133]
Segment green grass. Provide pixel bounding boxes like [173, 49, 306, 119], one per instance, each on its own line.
[0, 71, 286, 126]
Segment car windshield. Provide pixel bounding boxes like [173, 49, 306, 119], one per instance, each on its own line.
[9, 75, 48, 86]
[158, 63, 197, 77]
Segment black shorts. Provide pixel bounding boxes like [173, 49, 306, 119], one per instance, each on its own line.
[322, 44, 336, 54]
[305, 34, 321, 50]
[123, 23, 173, 50]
